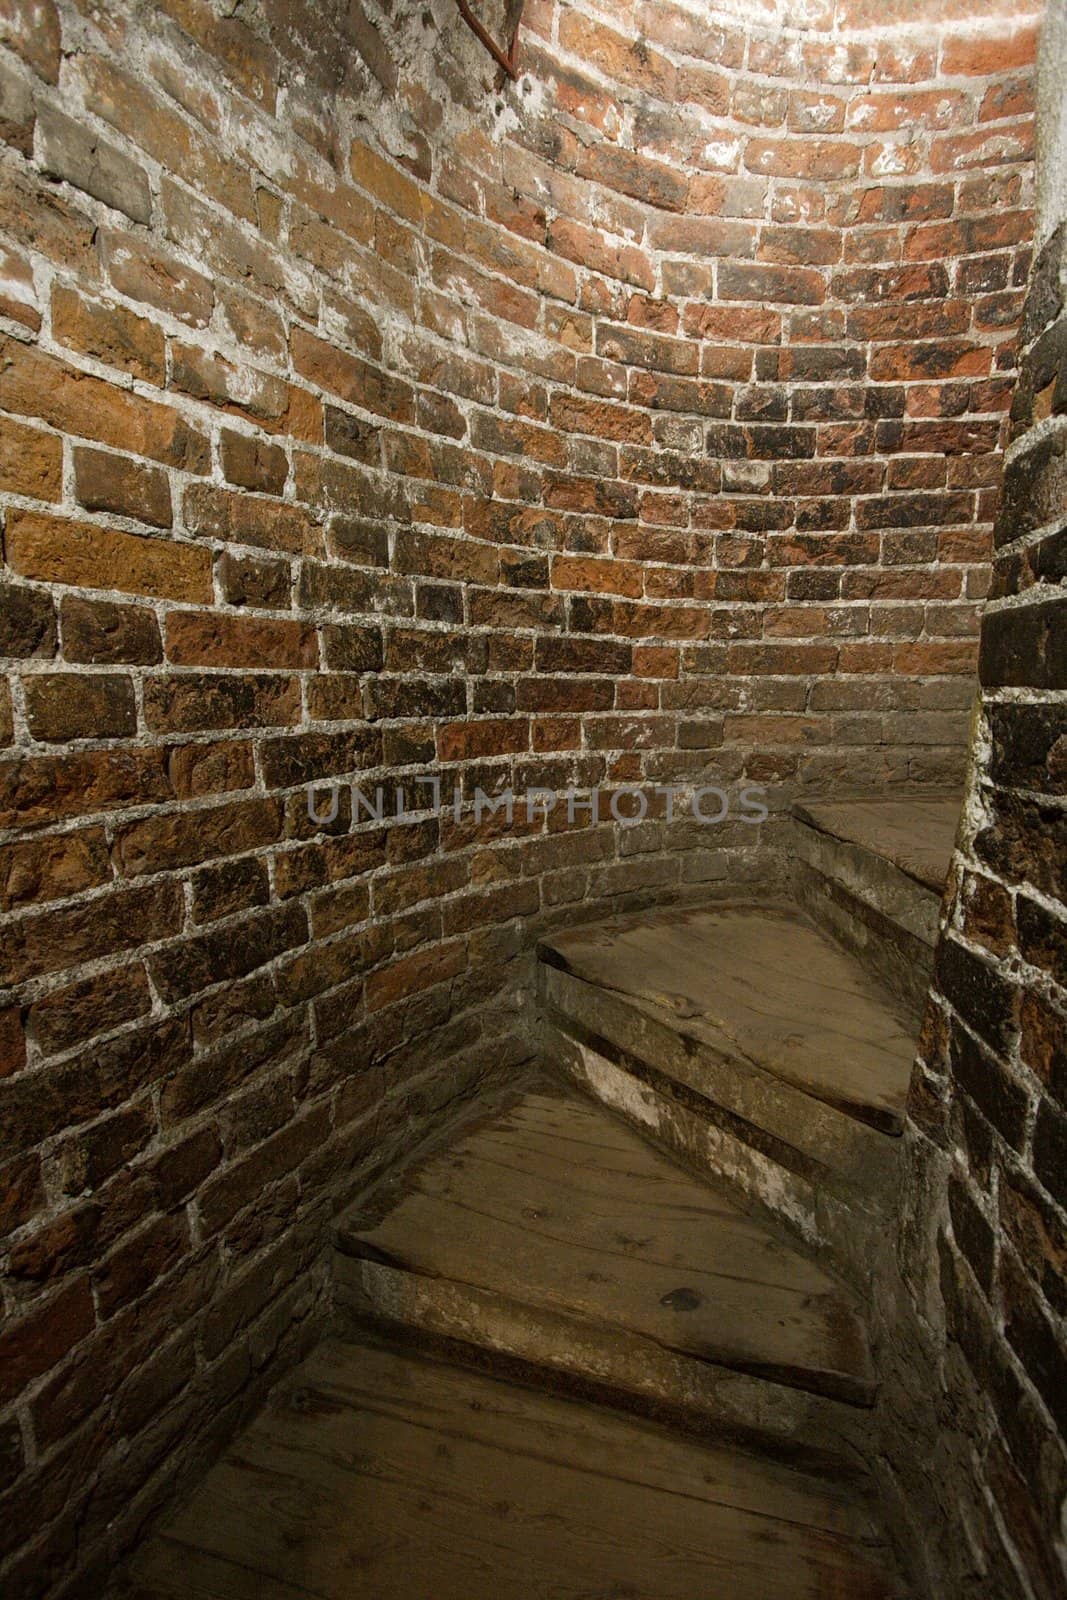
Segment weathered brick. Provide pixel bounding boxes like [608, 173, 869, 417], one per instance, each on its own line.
[0, 580, 57, 659]
[0, 1003, 26, 1077]
[170, 341, 289, 424]
[0, 0, 60, 82]
[22, 671, 137, 742]
[73, 447, 173, 528]
[38, 103, 151, 223]
[100, 228, 215, 326]
[149, 903, 308, 1003]
[0, 414, 63, 500]
[60, 596, 163, 665]
[51, 284, 165, 385]
[0, 880, 182, 986]
[183, 483, 320, 554]
[0, 337, 209, 469]
[113, 796, 281, 877]
[0, 747, 173, 830]
[142, 673, 301, 733]
[0, 1278, 95, 1407]
[164, 611, 318, 669]
[217, 550, 292, 609]
[6, 512, 212, 602]
[221, 428, 288, 494]
[191, 855, 271, 924]
[28, 962, 153, 1056]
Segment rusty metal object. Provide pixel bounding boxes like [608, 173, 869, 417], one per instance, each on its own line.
[454, 0, 523, 80]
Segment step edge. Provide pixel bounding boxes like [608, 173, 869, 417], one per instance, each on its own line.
[328, 1313, 872, 1486]
[791, 803, 952, 900]
[539, 954, 908, 1140]
[333, 1248, 878, 1410]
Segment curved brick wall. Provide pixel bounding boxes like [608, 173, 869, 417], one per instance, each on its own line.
[0, 0, 1044, 1591]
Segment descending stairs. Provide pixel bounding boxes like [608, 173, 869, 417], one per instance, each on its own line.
[335, 1083, 876, 1468]
[118, 794, 954, 1599]
[120, 1338, 900, 1600]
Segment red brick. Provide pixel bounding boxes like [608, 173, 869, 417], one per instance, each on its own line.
[164, 612, 319, 669]
[6, 511, 212, 602]
[0, 337, 209, 471]
[940, 26, 1039, 77]
[0, 1278, 95, 1407]
[436, 719, 529, 763]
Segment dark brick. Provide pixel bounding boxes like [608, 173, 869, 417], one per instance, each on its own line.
[949, 1017, 1028, 1151]
[937, 936, 1020, 1057]
[0, 1277, 95, 1406]
[975, 793, 1067, 906]
[149, 903, 308, 1003]
[149, 1126, 222, 1208]
[73, 447, 172, 528]
[22, 672, 137, 742]
[217, 550, 292, 609]
[988, 703, 1067, 794]
[60, 596, 162, 665]
[221, 428, 288, 494]
[1001, 1246, 1067, 1439]
[1017, 894, 1067, 992]
[948, 1171, 995, 1294]
[994, 428, 1067, 549]
[0, 581, 57, 659]
[191, 856, 271, 924]
[1033, 1098, 1067, 1212]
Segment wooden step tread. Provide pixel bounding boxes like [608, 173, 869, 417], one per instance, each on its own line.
[115, 1338, 902, 1600]
[793, 796, 959, 894]
[539, 904, 915, 1135]
[336, 1086, 875, 1405]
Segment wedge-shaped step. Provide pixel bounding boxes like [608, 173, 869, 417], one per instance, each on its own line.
[791, 795, 958, 1016]
[539, 905, 917, 1277]
[118, 1338, 902, 1600]
[540, 903, 915, 1135]
[334, 1085, 876, 1469]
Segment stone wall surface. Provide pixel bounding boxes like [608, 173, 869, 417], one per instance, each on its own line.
[0, 0, 1050, 1593]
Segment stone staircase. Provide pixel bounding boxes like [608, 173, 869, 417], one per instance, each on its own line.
[118, 795, 955, 1600]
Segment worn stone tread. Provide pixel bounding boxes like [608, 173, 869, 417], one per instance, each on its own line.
[115, 1338, 901, 1600]
[336, 1085, 874, 1404]
[793, 796, 959, 894]
[539, 904, 915, 1134]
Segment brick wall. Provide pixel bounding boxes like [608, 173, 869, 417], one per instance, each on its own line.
[880, 210, 1066, 1597]
[0, 0, 1045, 1592]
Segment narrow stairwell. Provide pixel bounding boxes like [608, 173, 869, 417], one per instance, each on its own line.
[116, 796, 955, 1599]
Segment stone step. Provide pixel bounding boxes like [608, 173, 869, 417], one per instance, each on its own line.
[333, 1084, 878, 1472]
[538, 902, 917, 1278]
[118, 1337, 904, 1600]
[790, 795, 960, 1018]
